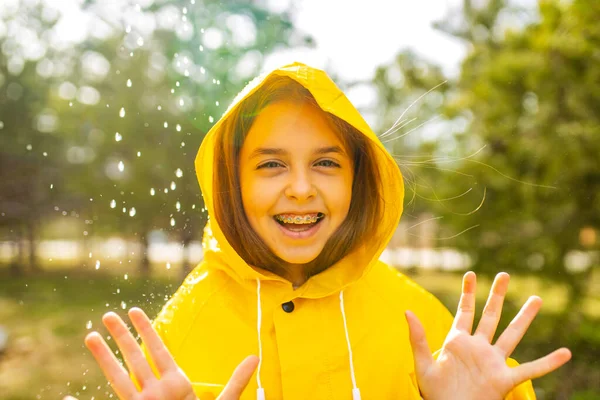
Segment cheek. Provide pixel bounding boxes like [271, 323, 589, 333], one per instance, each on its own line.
[241, 176, 279, 218]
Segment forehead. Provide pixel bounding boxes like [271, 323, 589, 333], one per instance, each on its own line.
[243, 101, 344, 150]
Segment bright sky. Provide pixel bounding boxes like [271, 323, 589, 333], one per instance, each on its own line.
[264, 0, 467, 80]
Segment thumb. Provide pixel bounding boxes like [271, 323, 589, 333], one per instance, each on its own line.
[218, 355, 260, 400]
[405, 310, 434, 376]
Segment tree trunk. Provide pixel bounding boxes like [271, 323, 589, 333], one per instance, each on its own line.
[139, 231, 151, 276]
[9, 226, 24, 276]
[26, 219, 38, 272]
[180, 231, 193, 281]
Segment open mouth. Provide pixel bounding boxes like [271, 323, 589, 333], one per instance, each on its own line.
[274, 212, 325, 232]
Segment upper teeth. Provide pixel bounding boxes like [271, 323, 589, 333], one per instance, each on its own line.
[275, 214, 321, 224]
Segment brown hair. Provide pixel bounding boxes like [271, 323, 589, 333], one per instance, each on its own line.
[213, 76, 384, 279]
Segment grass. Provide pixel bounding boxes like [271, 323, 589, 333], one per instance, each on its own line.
[0, 264, 598, 399]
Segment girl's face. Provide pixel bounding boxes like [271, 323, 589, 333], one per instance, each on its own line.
[239, 101, 353, 266]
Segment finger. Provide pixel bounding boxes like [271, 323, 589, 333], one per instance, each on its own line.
[511, 348, 572, 385]
[85, 331, 138, 399]
[102, 312, 156, 387]
[128, 307, 178, 375]
[405, 310, 434, 376]
[218, 355, 260, 400]
[495, 296, 542, 357]
[474, 272, 510, 342]
[453, 271, 477, 333]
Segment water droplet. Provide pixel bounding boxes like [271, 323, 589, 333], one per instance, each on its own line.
[50, 184, 53, 189]
[124, 274, 128, 280]
[176, 81, 180, 87]
[0, 121, 4, 129]
[150, 188, 155, 196]
[119, 107, 126, 118]
[89, 252, 92, 258]
[164, 188, 169, 193]
[176, 201, 181, 211]
[170, 181, 176, 190]
[43, 152, 48, 157]
[164, 122, 168, 128]
[216, 101, 219, 106]
[26, 144, 32, 150]
[166, 262, 171, 269]
[110, 200, 116, 208]
[137, 151, 141, 157]
[125, 25, 131, 33]
[118, 161, 124, 172]
[176, 124, 182, 132]
[129, 207, 136, 217]
[126, 79, 132, 87]
[121, 301, 126, 309]
[86, 321, 92, 329]
[137, 37, 144, 46]
[200, 66, 205, 74]
[179, 98, 185, 106]
[170, 218, 176, 227]
[208, 116, 214, 123]
[157, 105, 162, 110]
[122, 207, 126, 213]
[171, 88, 175, 94]
[175, 168, 183, 178]
[95, 260, 101, 270]
[181, 142, 185, 147]
[115, 132, 122, 142]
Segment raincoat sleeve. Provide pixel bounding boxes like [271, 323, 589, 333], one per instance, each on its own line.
[132, 264, 207, 388]
[422, 294, 536, 400]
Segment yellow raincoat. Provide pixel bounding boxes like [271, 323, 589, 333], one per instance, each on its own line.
[150, 62, 536, 399]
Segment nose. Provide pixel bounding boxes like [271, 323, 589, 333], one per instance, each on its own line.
[284, 168, 316, 201]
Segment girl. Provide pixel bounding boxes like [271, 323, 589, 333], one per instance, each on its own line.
[79, 62, 571, 400]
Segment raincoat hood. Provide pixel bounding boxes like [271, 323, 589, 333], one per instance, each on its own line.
[195, 61, 404, 298]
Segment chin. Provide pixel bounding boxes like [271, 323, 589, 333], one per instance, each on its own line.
[276, 249, 321, 265]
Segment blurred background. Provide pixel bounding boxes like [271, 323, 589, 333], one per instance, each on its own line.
[0, 0, 598, 398]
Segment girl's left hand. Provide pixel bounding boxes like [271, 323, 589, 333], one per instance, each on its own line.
[406, 271, 572, 400]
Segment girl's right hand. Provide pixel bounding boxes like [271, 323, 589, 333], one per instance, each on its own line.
[79, 308, 258, 400]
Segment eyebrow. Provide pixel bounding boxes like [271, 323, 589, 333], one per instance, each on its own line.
[249, 145, 345, 159]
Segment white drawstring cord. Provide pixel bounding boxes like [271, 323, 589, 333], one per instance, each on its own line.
[340, 290, 361, 400]
[256, 278, 266, 400]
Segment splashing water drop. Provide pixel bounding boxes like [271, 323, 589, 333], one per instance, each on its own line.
[176, 124, 182, 132]
[86, 321, 92, 329]
[170, 181, 176, 190]
[209, 116, 214, 123]
[127, 79, 132, 87]
[176, 201, 181, 211]
[118, 161, 124, 172]
[129, 207, 136, 217]
[121, 301, 126, 309]
[110, 199, 116, 208]
[150, 188, 155, 196]
[115, 132, 123, 142]
[119, 107, 126, 118]
[175, 168, 183, 178]
[95, 260, 101, 270]
[170, 218, 176, 227]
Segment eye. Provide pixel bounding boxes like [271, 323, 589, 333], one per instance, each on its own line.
[315, 159, 340, 168]
[257, 161, 284, 169]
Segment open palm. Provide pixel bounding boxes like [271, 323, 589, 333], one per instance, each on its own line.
[67, 308, 258, 400]
[406, 272, 571, 400]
